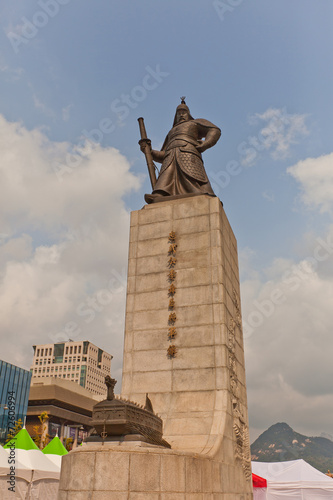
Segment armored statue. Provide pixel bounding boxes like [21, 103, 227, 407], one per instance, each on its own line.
[138, 98, 221, 204]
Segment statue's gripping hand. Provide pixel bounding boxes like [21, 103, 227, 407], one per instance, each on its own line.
[140, 140, 152, 154]
[140, 140, 164, 163]
[195, 141, 206, 154]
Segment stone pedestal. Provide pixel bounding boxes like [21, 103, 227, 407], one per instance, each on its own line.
[58, 196, 253, 499]
[58, 442, 251, 499]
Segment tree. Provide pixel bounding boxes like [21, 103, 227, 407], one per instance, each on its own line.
[65, 437, 73, 451]
[5, 418, 23, 443]
[32, 411, 50, 450]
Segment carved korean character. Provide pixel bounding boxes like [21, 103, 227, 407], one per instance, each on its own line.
[167, 345, 177, 357]
[168, 256, 177, 268]
[168, 231, 176, 242]
[168, 243, 177, 255]
[168, 297, 175, 310]
[168, 312, 176, 324]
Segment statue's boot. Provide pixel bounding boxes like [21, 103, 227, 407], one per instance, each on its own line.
[144, 192, 168, 204]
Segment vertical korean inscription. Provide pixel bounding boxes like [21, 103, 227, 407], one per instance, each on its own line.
[167, 231, 177, 357]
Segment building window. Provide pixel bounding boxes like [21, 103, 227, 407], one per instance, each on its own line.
[70, 346, 73, 354]
[80, 365, 86, 388]
[41, 349, 44, 356]
[37, 349, 40, 356]
[78, 346, 81, 354]
[64, 358, 67, 363]
[74, 346, 77, 354]
[69, 357, 72, 363]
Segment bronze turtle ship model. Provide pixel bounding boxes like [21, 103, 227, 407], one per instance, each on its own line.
[86, 376, 170, 448]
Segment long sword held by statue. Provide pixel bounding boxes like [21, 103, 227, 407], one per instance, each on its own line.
[138, 117, 157, 190]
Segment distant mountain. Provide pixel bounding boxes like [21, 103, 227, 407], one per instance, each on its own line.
[251, 422, 333, 474]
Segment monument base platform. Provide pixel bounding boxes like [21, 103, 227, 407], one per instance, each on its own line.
[57, 196, 253, 499]
[58, 444, 253, 499]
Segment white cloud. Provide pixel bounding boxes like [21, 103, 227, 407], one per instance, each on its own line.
[0, 53, 23, 82]
[33, 94, 56, 119]
[62, 103, 73, 122]
[0, 234, 33, 269]
[0, 114, 141, 381]
[0, 64, 24, 82]
[242, 229, 333, 440]
[240, 146, 258, 167]
[241, 107, 309, 166]
[262, 191, 275, 202]
[287, 152, 333, 214]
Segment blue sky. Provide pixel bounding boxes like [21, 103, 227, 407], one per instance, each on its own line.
[1, 0, 333, 443]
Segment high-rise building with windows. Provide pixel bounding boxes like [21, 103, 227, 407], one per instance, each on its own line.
[30, 341, 112, 395]
[0, 360, 32, 444]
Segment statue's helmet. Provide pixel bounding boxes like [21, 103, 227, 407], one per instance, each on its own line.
[173, 97, 194, 126]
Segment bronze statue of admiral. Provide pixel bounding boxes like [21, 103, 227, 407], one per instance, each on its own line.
[138, 98, 221, 204]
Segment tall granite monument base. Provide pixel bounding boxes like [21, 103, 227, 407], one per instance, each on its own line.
[58, 195, 253, 499]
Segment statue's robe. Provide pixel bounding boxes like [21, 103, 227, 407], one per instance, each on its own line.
[147, 118, 221, 202]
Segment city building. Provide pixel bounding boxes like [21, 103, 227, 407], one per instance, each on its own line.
[26, 377, 104, 447]
[30, 341, 112, 395]
[0, 360, 32, 444]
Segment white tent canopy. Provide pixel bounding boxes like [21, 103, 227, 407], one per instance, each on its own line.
[0, 444, 32, 476]
[0, 428, 61, 500]
[0, 445, 33, 499]
[5, 448, 60, 480]
[0, 448, 60, 500]
[252, 460, 333, 500]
